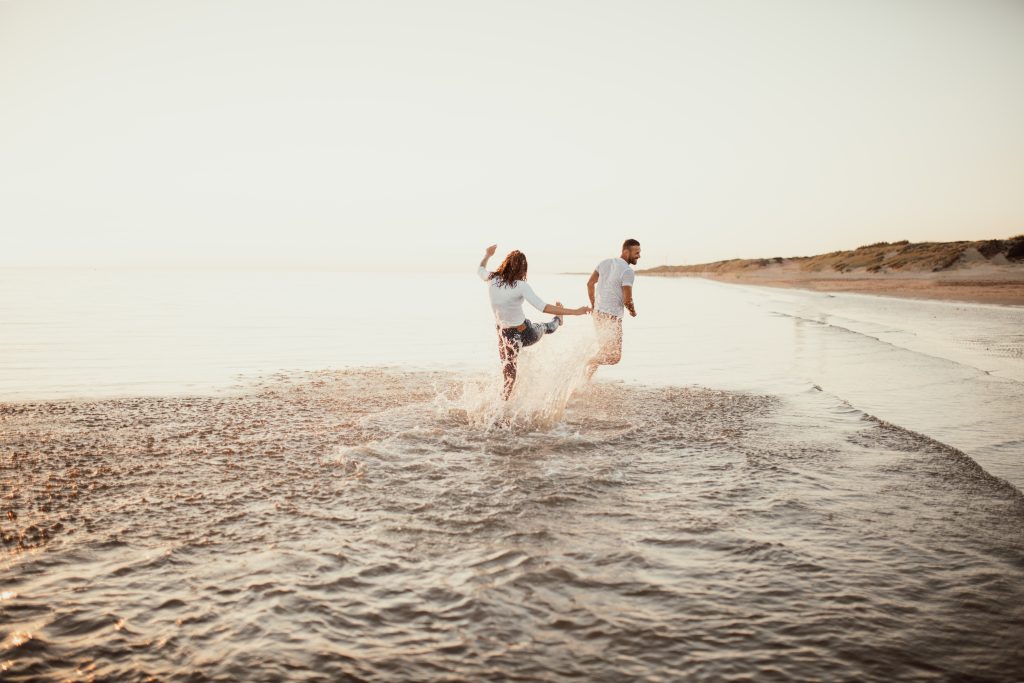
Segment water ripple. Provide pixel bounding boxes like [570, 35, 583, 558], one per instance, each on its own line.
[1, 369, 1022, 681]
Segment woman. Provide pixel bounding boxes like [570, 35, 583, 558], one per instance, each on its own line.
[478, 244, 590, 399]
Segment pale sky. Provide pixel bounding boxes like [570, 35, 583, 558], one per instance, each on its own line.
[2, 0, 1023, 272]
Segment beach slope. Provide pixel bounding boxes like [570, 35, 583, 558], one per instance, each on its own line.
[640, 237, 1024, 305]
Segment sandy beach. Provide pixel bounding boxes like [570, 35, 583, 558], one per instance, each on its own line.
[655, 263, 1024, 305]
[642, 240, 1024, 306]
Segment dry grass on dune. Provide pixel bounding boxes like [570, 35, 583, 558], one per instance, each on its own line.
[642, 236, 1024, 275]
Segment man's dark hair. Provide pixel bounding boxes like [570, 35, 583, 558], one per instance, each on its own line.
[622, 238, 640, 251]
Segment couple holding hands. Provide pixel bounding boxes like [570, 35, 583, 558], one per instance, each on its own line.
[477, 239, 641, 399]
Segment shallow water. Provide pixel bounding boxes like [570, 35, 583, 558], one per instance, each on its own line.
[3, 370, 1023, 681]
[2, 269, 1023, 680]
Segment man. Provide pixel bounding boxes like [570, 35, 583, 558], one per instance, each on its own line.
[586, 239, 641, 380]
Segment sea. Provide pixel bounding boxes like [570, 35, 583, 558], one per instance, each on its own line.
[1, 268, 1022, 681]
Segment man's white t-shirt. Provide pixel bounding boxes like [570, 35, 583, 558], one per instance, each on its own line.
[594, 257, 636, 317]
[477, 267, 549, 327]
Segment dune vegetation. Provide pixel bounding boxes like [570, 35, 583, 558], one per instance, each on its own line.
[642, 236, 1024, 275]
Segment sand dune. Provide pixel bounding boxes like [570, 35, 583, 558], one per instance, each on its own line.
[641, 237, 1024, 306]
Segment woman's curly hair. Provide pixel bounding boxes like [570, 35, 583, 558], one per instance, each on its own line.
[489, 250, 528, 288]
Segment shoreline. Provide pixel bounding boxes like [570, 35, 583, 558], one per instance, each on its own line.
[639, 237, 1024, 306]
[645, 269, 1024, 306]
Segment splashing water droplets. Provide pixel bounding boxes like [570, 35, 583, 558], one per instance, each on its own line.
[436, 321, 600, 432]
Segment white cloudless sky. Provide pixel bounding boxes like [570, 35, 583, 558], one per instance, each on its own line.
[2, 0, 1023, 272]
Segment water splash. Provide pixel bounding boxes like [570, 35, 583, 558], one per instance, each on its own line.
[438, 320, 601, 431]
